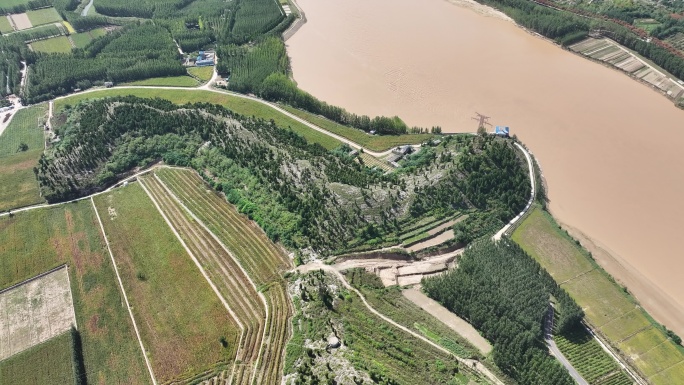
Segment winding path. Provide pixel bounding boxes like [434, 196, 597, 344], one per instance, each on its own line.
[297, 261, 506, 385]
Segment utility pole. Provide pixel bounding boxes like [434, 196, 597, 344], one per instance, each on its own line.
[472, 112, 492, 131]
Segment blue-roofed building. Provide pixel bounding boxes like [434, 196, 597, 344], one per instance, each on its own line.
[494, 126, 510, 137]
[195, 50, 215, 67]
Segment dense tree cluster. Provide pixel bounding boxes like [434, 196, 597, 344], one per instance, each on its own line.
[0, 0, 51, 15]
[423, 239, 584, 384]
[39, 98, 531, 253]
[260, 73, 410, 135]
[410, 135, 530, 219]
[479, 0, 684, 86]
[25, 23, 185, 103]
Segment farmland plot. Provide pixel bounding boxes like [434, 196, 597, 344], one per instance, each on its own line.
[0, 105, 47, 212]
[0, 266, 76, 361]
[140, 175, 266, 385]
[93, 183, 241, 384]
[0, 331, 75, 384]
[0, 202, 150, 383]
[154, 167, 293, 385]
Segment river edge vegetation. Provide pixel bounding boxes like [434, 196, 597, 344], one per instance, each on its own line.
[512, 206, 684, 384]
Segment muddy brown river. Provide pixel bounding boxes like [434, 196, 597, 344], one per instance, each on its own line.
[287, 0, 684, 334]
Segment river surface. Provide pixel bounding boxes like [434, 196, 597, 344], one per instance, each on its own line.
[287, 0, 684, 334]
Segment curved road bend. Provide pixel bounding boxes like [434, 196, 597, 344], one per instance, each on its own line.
[52, 85, 408, 158]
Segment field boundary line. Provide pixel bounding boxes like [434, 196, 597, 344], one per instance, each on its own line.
[64, 264, 78, 330]
[558, 267, 597, 285]
[0, 263, 67, 294]
[615, 325, 654, 344]
[153, 172, 270, 385]
[648, 359, 684, 379]
[90, 196, 158, 385]
[139, 178, 245, 384]
[584, 322, 648, 385]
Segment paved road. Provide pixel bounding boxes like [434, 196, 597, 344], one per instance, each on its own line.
[53, 85, 409, 157]
[545, 305, 589, 385]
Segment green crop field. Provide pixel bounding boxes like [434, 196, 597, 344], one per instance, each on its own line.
[55, 88, 343, 149]
[30, 36, 72, 53]
[188, 66, 214, 82]
[70, 28, 107, 49]
[281, 105, 435, 152]
[26, 8, 62, 26]
[599, 309, 652, 342]
[124, 76, 199, 87]
[0, 16, 13, 33]
[555, 327, 631, 384]
[513, 206, 684, 385]
[512, 208, 595, 283]
[0, 105, 47, 211]
[93, 183, 240, 383]
[0, 201, 151, 383]
[0, 104, 46, 157]
[154, 168, 292, 384]
[0, 331, 74, 384]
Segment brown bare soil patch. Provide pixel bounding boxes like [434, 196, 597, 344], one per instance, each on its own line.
[9, 13, 32, 30]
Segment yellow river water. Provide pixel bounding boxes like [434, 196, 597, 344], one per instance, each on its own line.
[287, 0, 684, 334]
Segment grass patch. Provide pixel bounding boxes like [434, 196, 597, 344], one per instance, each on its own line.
[55, 88, 343, 149]
[599, 309, 652, 342]
[0, 0, 33, 6]
[649, 361, 684, 385]
[512, 205, 684, 384]
[0, 105, 47, 211]
[124, 76, 199, 87]
[31, 36, 72, 53]
[0, 104, 47, 157]
[562, 269, 636, 327]
[512, 207, 595, 283]
[0, 151, 44, 211]
[93, 183, 239, 383]
[0, 201, 151, 383]
[634, 19, 661, 33]
[187, 66, 214, 82]
[26, 8, 62, 26]
[0, 16, 13, 34]
[71, 28, 107, 48]
[280, 105, 435, 152]
[0, 332, 74, 384]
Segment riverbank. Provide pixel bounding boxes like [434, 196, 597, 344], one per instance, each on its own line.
[286, 0, 684, 340]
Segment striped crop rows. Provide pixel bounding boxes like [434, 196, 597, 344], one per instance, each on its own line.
[154, 168, 292, 385]
[140, 175, 266, 385]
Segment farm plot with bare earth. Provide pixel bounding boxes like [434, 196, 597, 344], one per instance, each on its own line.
[0, 266, 76, 361]
[154, 167, 293, 385]
[513, 206, 684, 385]
[0, 201, 150, 383]
[93, 183, 240, 384]
[8, 13, 32, 30]
[139, 174, 266, 385]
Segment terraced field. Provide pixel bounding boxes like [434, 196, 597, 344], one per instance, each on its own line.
[140, 175, 265, 385]
[153, 168, 292, 385]
[93, 184, 241, 384]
